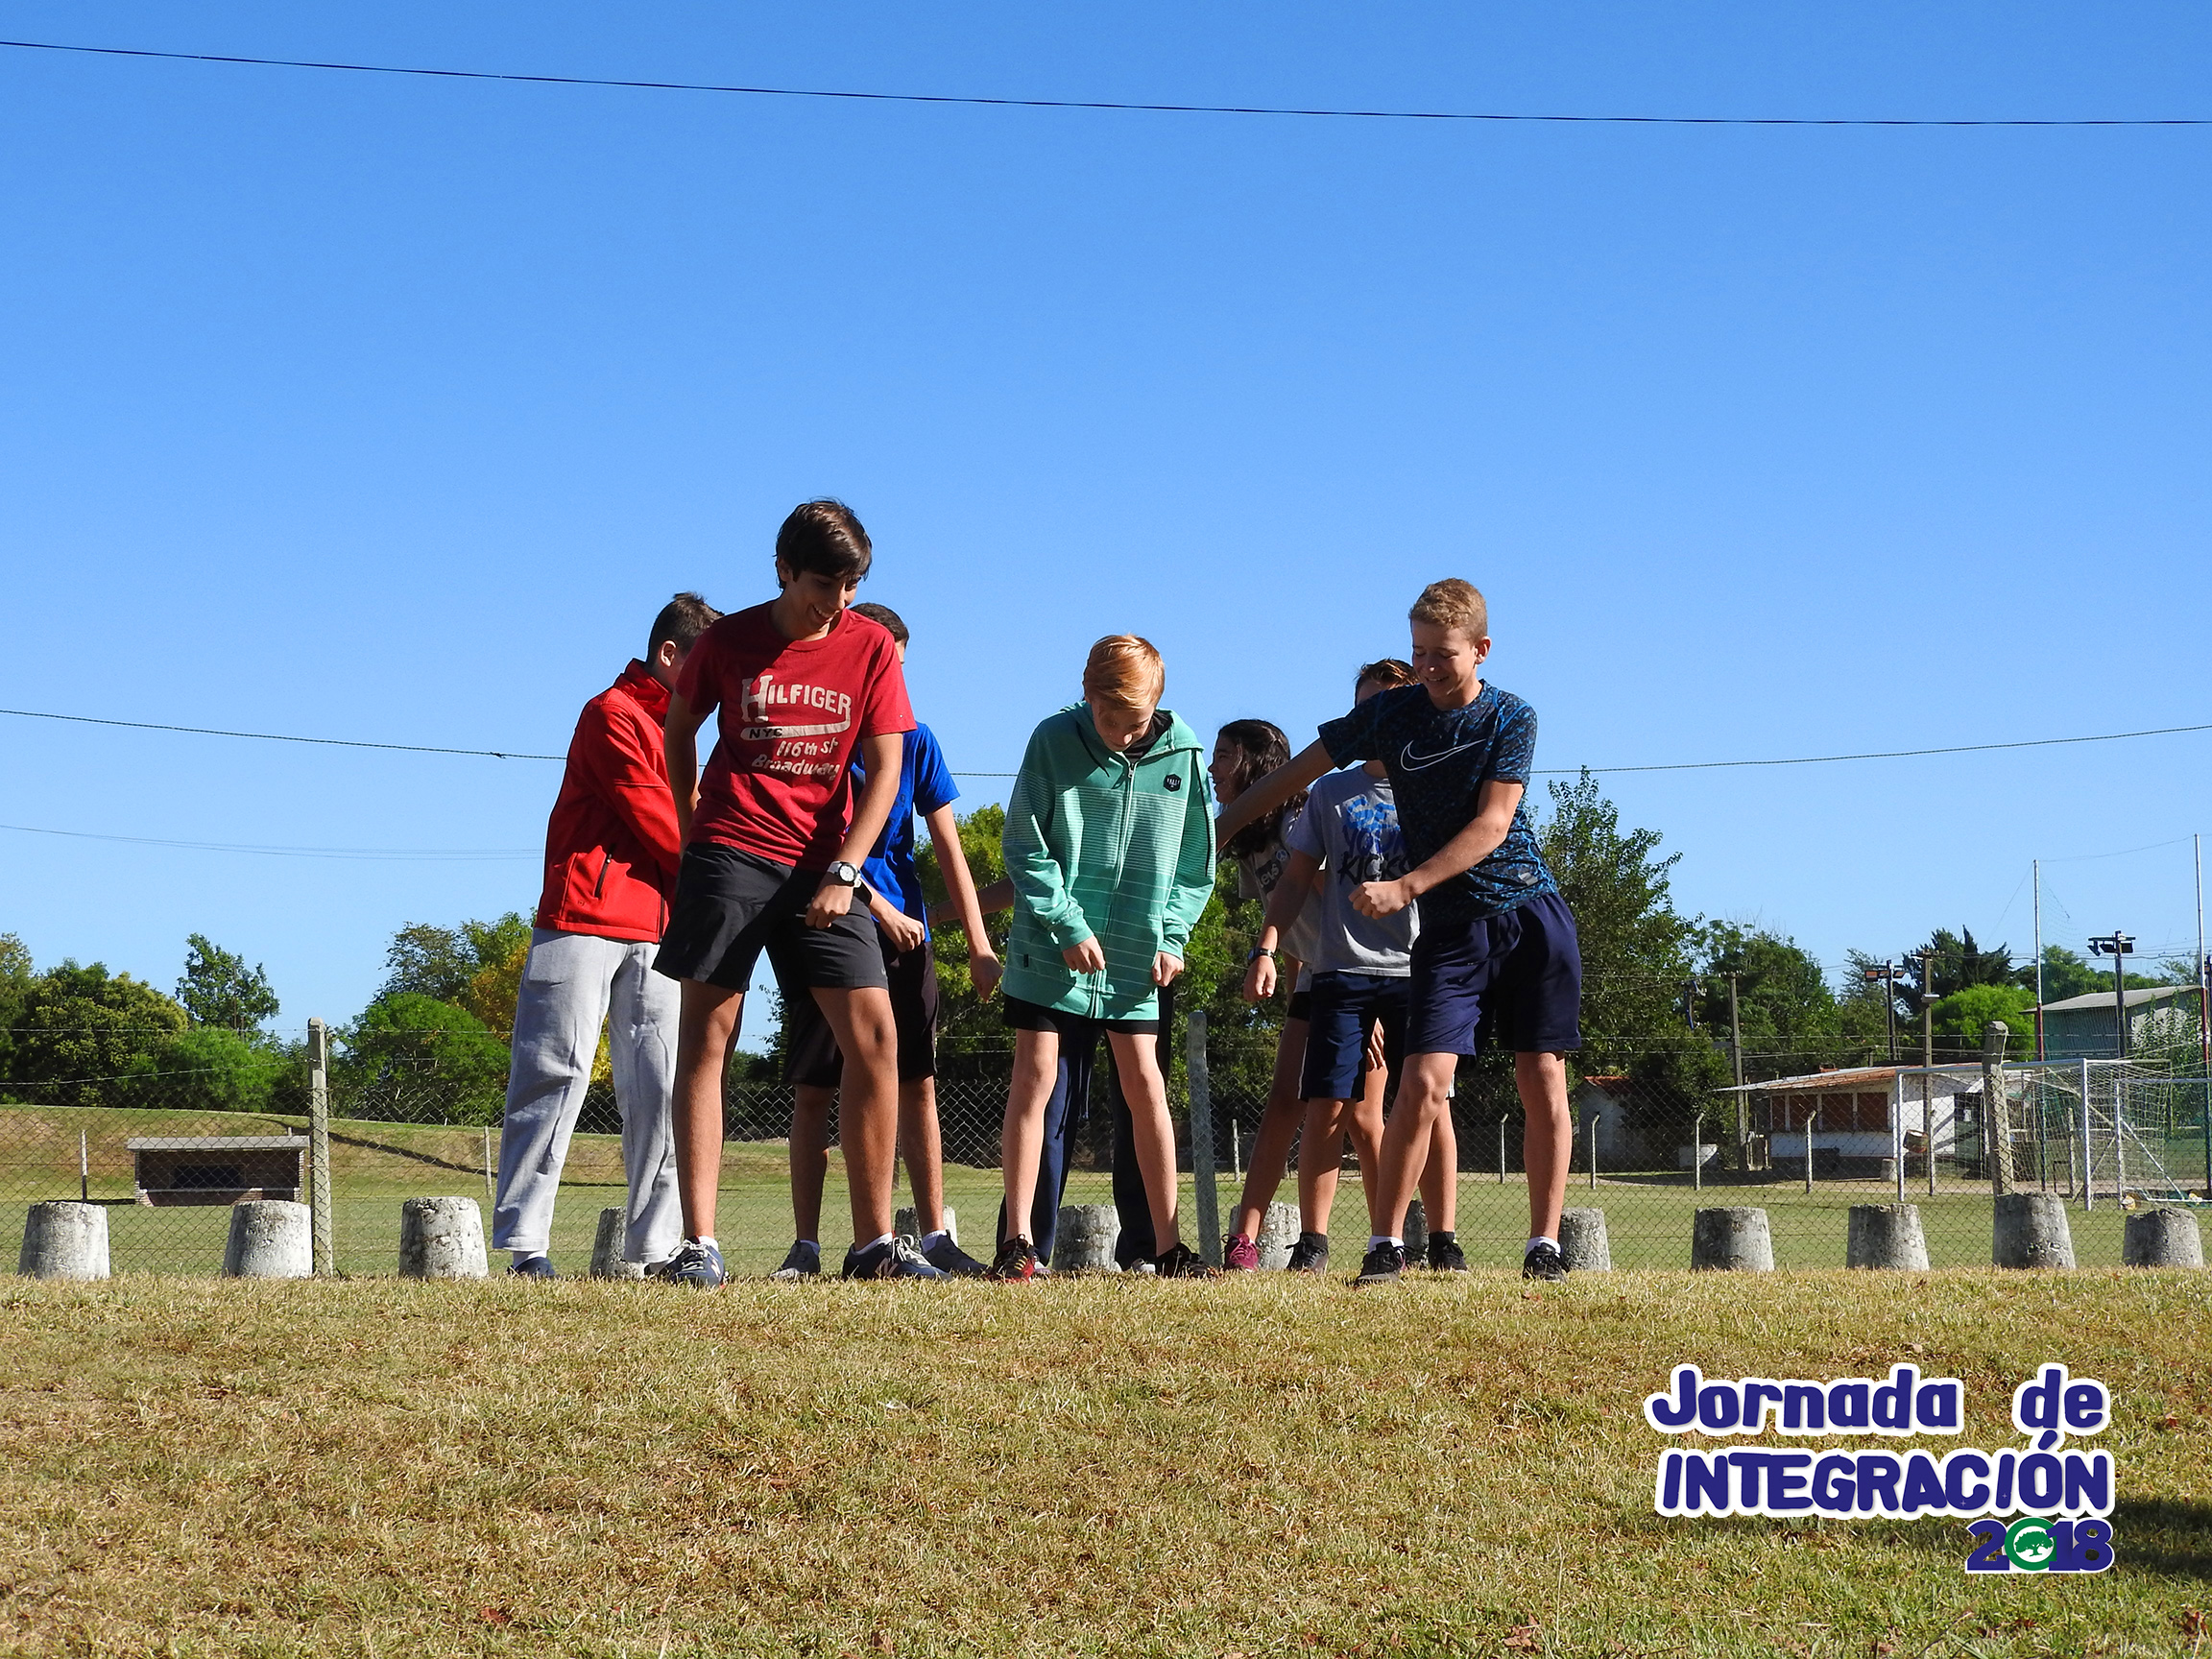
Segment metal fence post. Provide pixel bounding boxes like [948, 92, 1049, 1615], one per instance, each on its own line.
[1187, 1009, 1219, 1266]
[1804, 1100, 1816, 1196]
[1498, 1115, 1507, 1183]
[307, 1017, 333, 1276]
[1984, 1022, 2011, 1196]
[2080, 1057, 2093, 1212]
[1587, 1110, 1597, 1191]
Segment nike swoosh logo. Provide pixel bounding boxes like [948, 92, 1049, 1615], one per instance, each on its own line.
[1399, 738, 1483, 770]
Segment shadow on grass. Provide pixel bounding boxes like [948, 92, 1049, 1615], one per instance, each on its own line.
[2113, 1498, 2212, 1581]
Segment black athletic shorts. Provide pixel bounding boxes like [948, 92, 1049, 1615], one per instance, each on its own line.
[654, 845, 889, 994]
[1002, 994, 1160, 1039]
[782, 931, 940, 1088]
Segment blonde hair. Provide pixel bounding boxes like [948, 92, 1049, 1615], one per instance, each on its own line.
[1408, 579, 1488, 640]
[1082, 635, 1166, 709]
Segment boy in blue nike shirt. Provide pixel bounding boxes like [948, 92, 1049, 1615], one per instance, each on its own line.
[1215, 579, 1581, 1283]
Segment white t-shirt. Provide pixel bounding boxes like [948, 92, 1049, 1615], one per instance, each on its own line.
[1283, 768, 1416, 976]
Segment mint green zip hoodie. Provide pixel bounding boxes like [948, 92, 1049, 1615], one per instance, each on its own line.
[1000, 704, 1216, 1022]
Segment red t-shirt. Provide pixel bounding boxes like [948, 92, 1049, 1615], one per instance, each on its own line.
[676, 603, 916, 870]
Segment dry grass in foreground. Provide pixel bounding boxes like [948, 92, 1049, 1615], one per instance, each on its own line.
[2, 1270, 2208, 1657]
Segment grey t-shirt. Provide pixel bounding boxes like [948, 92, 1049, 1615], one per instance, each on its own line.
[1283, 768, 1416, 976]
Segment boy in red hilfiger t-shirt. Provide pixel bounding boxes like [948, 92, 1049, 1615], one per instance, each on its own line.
[654, 499, 931, 1286]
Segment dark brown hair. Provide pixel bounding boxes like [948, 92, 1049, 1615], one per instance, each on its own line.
[1355, 658, 1417, 693]
[1217, 718, 1305, 861]
[648, 591, 721, 658]
[776, 498, 873, 582]
[849, 601, 908, 646]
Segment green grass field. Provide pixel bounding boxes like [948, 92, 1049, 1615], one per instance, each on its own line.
[0, 1106, 2183, 1277]
[2, 1270, 2206, 1657]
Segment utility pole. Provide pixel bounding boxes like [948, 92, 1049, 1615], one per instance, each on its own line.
[1984, 1021, 2012, 1195]
[2089, 931, 2135, 1059]
[1918, 948, 1937, 1196]
[2032, 859, 2046, 1062]
[1863, 960, 1908, 1065]
[1727, 973, 1745, 1164]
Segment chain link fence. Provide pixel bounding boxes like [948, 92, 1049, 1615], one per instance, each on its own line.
[6, 1019, 2208, 1276]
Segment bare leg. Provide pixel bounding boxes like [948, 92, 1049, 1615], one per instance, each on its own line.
[670, 980, 744, 1239]
[1420, 1103, 1458, 1232]
[1349, 1049, 1388, 1226]
[1109, 1030, 1182, 1251]
[1231, 1017, 1308, 1240]
[1370, 1051, 1457, 1238]
[1297, 1097, 1348, 1234]
[998, 1027, 1060, 1243]
[900, 1076, 946, 1235]
[788, 1084, 832, 1242]
[809, 987, 901, 1248]
[1519, 1050, 1573, 1243]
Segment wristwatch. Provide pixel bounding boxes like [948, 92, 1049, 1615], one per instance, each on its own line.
[1247, 945, 1275, 964]
[827, 861, 863, 887]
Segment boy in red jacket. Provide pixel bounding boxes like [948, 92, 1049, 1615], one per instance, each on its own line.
[493, 592, 721, 1277]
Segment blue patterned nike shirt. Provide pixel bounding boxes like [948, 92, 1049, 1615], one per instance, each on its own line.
[1315, 682, 1558, 923]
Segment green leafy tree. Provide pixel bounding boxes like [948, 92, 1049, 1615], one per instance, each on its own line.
[0, 932, 33, 1081]
[152, 1025, 293, 1113]
[7, 962, 189, 1108]
[338, 992, 511, 1125]
[376, 913, 531, 1004]
[176, 933, 280, 1031]
[1536, 772, 1721, 1095]
[1695, 925, 1850, 1079]
[1932, 982, 2036, 1059]
[2016, 945, 2104, 1003]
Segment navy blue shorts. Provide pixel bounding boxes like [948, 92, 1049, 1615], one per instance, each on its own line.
[1406, 891, 1582, 1058]
[1299, 972, 1408, 1101]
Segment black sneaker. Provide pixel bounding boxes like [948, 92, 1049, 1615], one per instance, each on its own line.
[1427, 1234, 1468, 1274]
[920, 1235, 990, 1278]
[1354, 1240, 1406, 1287]
[1152, 1241, 1221, 1280]
[987, 1238, 1040, 1282]
[1523, 1241, 1569, 1283]
[652, 1238, 725, 1289]
[843, 1238, 948, 1280]
[506, 1255, 558, 1280]
[767, 1239, 820, 1282]
[1286, 1232, 1330, 1274]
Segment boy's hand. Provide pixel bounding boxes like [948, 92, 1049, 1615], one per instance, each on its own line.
[1352, 878, 1414, 920]
[805, 878, 857, 929]
[970, 950, 1002, 998]
[876, 906, 926, 955]
[1062, 937, 1106, 974]
[1152, 951, 1184, 987]
[1241, 954, 1276, 1002]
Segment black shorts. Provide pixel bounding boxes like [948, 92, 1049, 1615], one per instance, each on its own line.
[1002, 994, 1160, 1039]
[654, 845, 889, 994]
[782, 932, 940, 1088]
[1300, 972, 1409, 1101]
[1286, 988, 1313, 1024]
[1406, 891, 1582, 1058]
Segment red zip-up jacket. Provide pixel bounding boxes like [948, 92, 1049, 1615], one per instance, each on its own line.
[533, 661, 684, 942]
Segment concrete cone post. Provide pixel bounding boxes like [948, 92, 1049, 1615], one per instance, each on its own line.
[1254, 1201, 1299, 1270]
[1559, 1208, 1612, 1272]
[1846, 1204, 1930, 1270]
[589, 1208, 648, 1279]
[1692, 1207, 1774, 1271]
[1053, 1205, 1120, 1273]
[2123, 1208, 2203, 1268]
[18, 1201, 109, 1281]
[222, 1200, 313, 1278]
[1993, 1191, 2077, 1269]
[397, 1196, 490, 1280]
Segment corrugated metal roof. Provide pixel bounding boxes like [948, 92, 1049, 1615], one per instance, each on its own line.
[2033, 985, 2197, 1015]
[1716, 1064, 1986, 1094]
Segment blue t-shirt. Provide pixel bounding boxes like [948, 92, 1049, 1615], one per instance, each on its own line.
[854, 723, 959, 928]
[1315, 682, 1556, 923]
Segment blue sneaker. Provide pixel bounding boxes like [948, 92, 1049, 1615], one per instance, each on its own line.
[653, 1238, 725, 1288]
[768, 1239, 821, 1282]
[506, 1254, 559, 1280]
[842, 1238, 948, 1280]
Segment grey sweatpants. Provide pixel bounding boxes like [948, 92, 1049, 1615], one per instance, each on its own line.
[492, 928, 681, 1263]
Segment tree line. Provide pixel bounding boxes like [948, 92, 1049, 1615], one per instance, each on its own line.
[5, 773, 2202, 1124]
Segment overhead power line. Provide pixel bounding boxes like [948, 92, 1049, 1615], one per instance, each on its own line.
[2, 38, 2204, 128]
[6, 707, 2210, 781]
[0, 822, 537, 862]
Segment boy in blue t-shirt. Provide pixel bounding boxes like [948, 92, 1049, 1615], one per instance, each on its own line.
[773, 603, 1002, 1279]
[1216, 580, 1582, 1283]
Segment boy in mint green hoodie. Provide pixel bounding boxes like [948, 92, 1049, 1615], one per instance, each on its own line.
[989, 635, 1218, 1280]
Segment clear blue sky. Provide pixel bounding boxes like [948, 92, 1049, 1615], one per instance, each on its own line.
[3, 2, 2207, 1041]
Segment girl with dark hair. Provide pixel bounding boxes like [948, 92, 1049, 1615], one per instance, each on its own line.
[1210, 718, 1323, 1269]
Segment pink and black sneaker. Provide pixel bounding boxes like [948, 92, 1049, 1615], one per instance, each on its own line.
[1222, 1234, 1261, 1271]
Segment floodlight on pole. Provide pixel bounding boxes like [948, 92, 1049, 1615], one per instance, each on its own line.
[2088, 931, 2135, 1059]
[1863, 960, 1909, 1065]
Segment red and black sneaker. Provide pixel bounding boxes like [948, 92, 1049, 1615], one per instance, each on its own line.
[1221, 1233, 1261, 1271]
[987, 1237, 1041, 1282]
